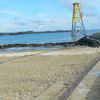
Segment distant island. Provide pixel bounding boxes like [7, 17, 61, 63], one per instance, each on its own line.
[0, 30, 71, 36]
[0, 29, 100, 36]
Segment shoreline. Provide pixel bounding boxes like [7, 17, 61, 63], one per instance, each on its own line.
[0, 35, 100, 50]
[0, 42, 72, 50]
[0, 47, 99, 57]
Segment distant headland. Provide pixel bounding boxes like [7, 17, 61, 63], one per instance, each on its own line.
[0, 30, 71, 36]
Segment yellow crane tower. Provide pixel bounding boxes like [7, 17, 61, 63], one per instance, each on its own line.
[72, 3, 86, 42]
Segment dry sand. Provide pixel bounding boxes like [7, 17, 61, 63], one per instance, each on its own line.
[0, 47, 99, 100]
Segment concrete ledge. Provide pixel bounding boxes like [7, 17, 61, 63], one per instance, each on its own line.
[67, 61, 100, 100]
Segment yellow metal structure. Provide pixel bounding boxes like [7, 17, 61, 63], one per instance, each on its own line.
[72, 3, 86, 42]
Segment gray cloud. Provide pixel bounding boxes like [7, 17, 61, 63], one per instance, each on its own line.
[0, 16, 68, 32]
[60, 0, 100, 29]
[0, 1, 99, 32]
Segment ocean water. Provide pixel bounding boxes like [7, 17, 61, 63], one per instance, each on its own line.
[0, 30, 99, 51]
[0, 30, 97, 45]
[0, 32, 70, 45]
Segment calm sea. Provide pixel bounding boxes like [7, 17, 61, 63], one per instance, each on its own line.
[0, 30, 97, 45]
[0, 30, 99, 51]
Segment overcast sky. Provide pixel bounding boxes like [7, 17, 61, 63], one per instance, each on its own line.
[0, 0, 99, 32]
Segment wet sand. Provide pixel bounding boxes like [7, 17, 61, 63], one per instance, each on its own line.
[0, 47, 99, 100]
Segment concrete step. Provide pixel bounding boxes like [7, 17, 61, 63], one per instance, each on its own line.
[67, 61, 100, 100]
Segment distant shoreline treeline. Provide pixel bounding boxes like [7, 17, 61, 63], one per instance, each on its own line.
[0, 30, 71, 36]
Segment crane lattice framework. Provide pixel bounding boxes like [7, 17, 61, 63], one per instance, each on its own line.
[72, 3, 86, 42]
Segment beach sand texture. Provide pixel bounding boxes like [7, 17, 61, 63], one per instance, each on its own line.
[0, 47, 99, 100]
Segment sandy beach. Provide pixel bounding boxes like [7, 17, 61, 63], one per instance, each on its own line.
[0, 47, 99, 100]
